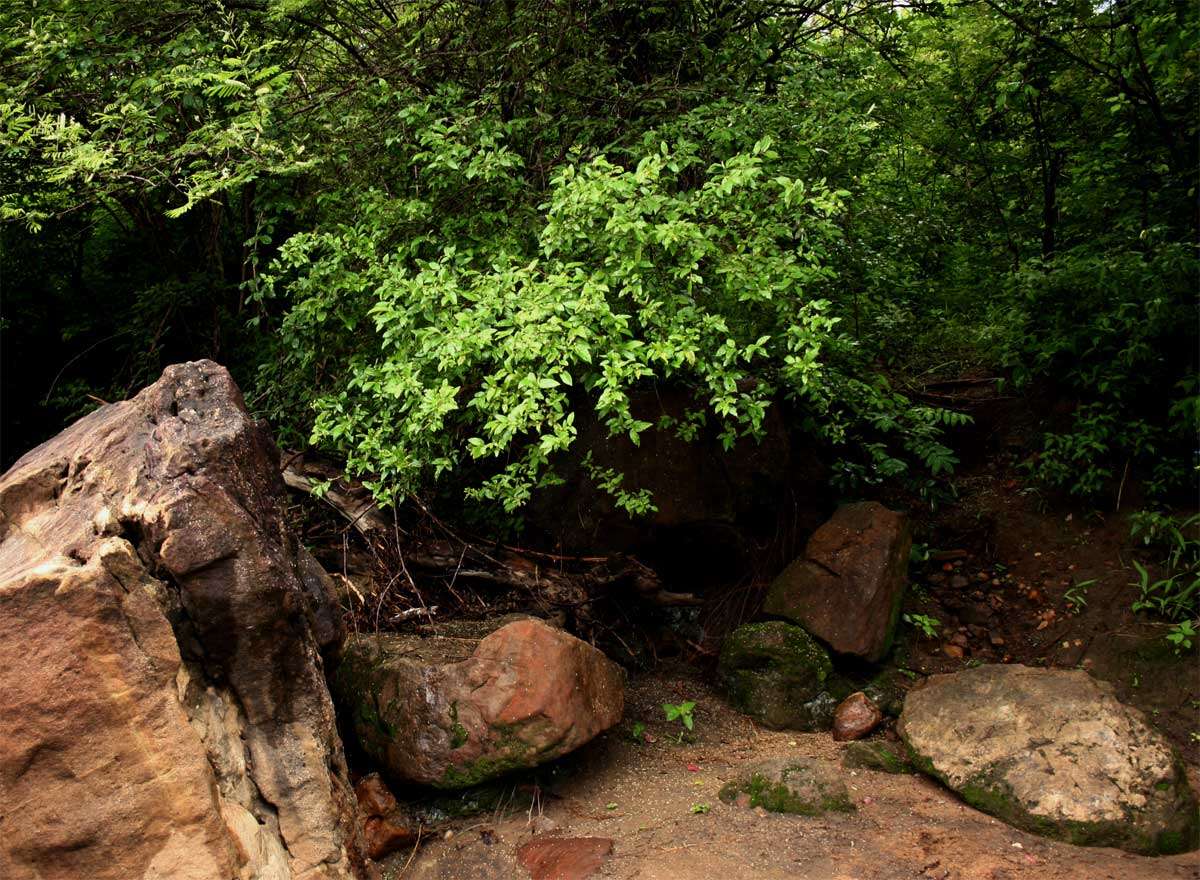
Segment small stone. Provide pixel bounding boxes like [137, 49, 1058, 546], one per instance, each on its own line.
[355, 773, 398, 818]
[832, 692, 883, 742]
[950, 575, 970, 589]
[517, 837, 614, 880]
[942, 644, 965, 659]
[841, 740, 913, 774]
[989, 632, 1006, 647]
[949, 632, 969, 648]
[529, 815, 560, 835]
[362, 815, 416, 861]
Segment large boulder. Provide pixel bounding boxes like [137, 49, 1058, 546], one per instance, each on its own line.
[0, 361, 364, 880]
[762, 501, 910, 662]
[899, 664, 1198, 855]
[717, 621, 835, 730]
[332, 616, 624, 788]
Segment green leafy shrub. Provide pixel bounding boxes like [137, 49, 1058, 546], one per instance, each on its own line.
[1129, 511, 1200, 623]
[261, 130, 959, 512]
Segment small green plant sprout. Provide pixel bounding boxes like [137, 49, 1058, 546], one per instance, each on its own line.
[662, 701, 696, 742]
[909, 543, 932, 565]
[690, 803, 711, 814]
[903, 613, 941, 639]
[628, 721, 647, 743]
[1165, 620, 1196, 654]
[1063, 578, 1096, 614]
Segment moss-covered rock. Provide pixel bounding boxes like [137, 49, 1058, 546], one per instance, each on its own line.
[331, 617, 624, 789]
[718, 758, 855, 815]
[717, 621, 837, 730]
[841, 740, 914, 774]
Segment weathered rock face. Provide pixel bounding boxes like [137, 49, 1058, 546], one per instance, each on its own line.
[0, 361, 364, 880]
[899, 664, 1199, 855]
[333, 616, 624, 788]
[762, 501, 910, 662]
[718, 759, 854, 815]
[717, 621, 835, 730]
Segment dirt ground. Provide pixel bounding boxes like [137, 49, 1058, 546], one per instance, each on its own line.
[356, 385, 1200, 880]
[896, 434, 1200, 763]
[383, 666, 1200, 880]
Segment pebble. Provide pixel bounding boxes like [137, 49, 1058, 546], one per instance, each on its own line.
[832, 692, 883, 742]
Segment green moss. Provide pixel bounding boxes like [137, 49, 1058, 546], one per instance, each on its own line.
[331, 641, 396, 745]
[841, 740, 914, 774]
[903, 738, 1200, 855]
[718, 622, 836, 730]
[718, 761, 854, 816]
[449, 702, 469, 749]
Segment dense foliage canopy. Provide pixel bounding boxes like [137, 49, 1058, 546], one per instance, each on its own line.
[2, 0, 1196, 513]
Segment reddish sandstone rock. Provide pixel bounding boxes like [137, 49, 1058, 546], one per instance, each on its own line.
[354, 774, 417, 861]
[333, 617, 624, 788]
[0, 361, 363, 880]
[355, 774, 399, 818]
[517, 837, 614, 880]
[763, 502, 910, 661]
[832, 692, 883, 741]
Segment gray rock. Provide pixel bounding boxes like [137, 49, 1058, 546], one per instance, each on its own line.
[899, 664, 1198, 854]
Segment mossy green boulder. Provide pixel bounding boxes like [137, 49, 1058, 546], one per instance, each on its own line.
[717, 621, 836, 730]
[899, 664, 1199, 855]
[718, 759, 855, 815]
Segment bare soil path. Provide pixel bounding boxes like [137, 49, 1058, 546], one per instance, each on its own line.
[388, 666, 1200, 880]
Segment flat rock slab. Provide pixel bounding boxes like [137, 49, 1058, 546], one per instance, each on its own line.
[899, 664, 1199, 854]
[717, 621, 835, 730]
[333, 616, 624, 788]
[763, 501, 910, 661]
[718, 758, 854, 815]
[517, 837, 614, 880]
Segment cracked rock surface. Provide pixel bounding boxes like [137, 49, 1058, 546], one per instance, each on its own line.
[0, 360, 364, 880]
[899, 663, 1198, 855]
